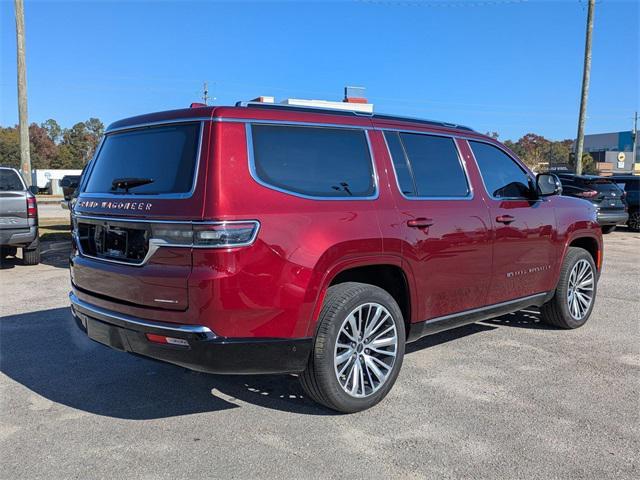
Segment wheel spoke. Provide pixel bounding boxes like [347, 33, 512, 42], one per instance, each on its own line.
[371, 335, 396, 348]
[335, 348, 354, 366]
[369, 346, 396, 356]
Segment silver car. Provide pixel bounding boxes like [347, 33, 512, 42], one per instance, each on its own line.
[0, 167, 40, 265]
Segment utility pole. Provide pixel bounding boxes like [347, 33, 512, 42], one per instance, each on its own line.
[574, 0, 595, 175]
[202, 82, 209, 105]
[632, 111, 638, 166]
[14, 0, 31, 186]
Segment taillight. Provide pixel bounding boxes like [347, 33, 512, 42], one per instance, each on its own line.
[149, 221, 259, 248]
[193, 222, 259, 247]
[576, 190, 598, 198]
[27, 196, 37, 218]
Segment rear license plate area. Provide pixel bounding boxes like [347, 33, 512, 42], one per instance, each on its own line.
[104, 228, 128, 258]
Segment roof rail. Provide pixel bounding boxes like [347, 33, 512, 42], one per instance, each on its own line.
[235, 101, 475, 132]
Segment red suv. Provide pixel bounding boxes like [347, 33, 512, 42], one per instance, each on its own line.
[70, 101, 603, 413]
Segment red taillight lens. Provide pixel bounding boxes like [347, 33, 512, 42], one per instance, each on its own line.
[27, 196, 37, 218]
[193, 222, 259, 247]
[577, 190, 598, 198]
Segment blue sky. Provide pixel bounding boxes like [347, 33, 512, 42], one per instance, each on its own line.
[1, 0, 638, 140]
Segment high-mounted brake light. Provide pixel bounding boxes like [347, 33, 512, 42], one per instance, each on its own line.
[577, 190, 598, 198]
[27, 196, 37, 218]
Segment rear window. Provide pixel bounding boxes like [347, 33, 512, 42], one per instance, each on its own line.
[84, 123, 201, 195]
[250, 124, 375, 198]
[585, 180, 623, 193]
[0, 169, 24, 191]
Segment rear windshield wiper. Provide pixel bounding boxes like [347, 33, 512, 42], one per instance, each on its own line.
[111, 177, 154, 193]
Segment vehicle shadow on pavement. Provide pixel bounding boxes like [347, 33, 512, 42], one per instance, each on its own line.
[483, 308, 559, 330]
[1, 306, 504, 418]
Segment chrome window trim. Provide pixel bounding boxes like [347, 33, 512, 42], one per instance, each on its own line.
[381, 129, 475, 201]
[245, 123, 380, 201]
[464, 137, 537, 202]
[81, 120, 205, 201]
[74, 215, 260, 267]
[69, 292, 216, 338]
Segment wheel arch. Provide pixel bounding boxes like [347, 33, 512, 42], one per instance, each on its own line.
[305, 257, 414, 338]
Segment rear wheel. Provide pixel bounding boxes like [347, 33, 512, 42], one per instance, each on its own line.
[300, 282, 405, 413]
[23, 245, 40, 265]
[540, 247, 597, 329]
[601, 225, 616, 234]
[628, 211, 640, 232]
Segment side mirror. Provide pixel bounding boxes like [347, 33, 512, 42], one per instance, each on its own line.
[28, 185, 39, 195]
[536, 173, 562, 197]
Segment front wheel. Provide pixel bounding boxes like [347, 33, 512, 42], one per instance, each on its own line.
[300, 282, 405, 413]
[540, 247, 597, 329]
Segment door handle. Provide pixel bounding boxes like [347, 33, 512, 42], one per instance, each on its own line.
[407, 218, 434, 228]
[496, 215, 515, 224]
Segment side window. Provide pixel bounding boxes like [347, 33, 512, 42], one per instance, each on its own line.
[251, 125, 375, 198]
[396, 132, 469, 197]
[384, 131, 416, 196]
[469, 141, 532, 199]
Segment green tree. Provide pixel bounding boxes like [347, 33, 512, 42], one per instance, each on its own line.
[0, 127, 20, 168]
[41, 119, 62, 144]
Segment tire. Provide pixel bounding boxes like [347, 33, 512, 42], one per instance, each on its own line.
[628, 211, 640, 232]
[23, 246, 40, 265]
[540, 247, 597, 329]
[299, 282, 406, 413]
[601, 225, 616, 234]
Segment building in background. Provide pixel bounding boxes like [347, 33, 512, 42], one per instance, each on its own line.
[582, 130, 639, 175]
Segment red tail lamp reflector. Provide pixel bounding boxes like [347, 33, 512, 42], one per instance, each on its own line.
[577, 190, 598, 198]
[145, 333, 189, 346]
[27, 196, 37, 218]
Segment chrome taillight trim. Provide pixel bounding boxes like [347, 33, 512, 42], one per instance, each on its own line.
[73, 214, 260, 267]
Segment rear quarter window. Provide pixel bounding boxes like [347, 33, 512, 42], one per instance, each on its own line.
[83, 123, 201, 195]
[250, 124, 375, 198]
[0, 169, 25, 191]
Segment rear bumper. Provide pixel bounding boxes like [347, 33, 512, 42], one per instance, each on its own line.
[0, 226, 37, 247]
[69, 292, 312, 374]
[596, 211, 629, 226]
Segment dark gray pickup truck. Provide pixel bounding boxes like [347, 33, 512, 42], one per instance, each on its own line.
[0, 167, 40, 265]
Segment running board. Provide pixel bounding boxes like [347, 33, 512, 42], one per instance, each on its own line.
[406, 292, 551, 343]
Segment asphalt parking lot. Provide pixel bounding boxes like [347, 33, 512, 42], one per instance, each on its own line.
[1, 216, 638, 479]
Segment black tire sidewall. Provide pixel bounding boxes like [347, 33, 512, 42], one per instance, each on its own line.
[313, 284, 405, 413]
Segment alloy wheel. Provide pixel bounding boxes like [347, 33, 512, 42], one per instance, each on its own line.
[566, 259, 595, 320]
[333, 302, 398, 398]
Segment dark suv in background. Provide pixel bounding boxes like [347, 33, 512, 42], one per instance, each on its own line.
[610, 175, 639, 231]
[556, 173, 628, 233]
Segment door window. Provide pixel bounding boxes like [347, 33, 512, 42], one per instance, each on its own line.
[384, 131, 470, 198]
[469, 141, 532, 199]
